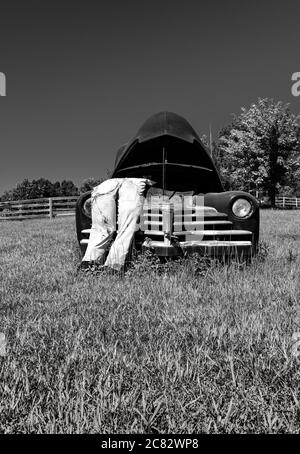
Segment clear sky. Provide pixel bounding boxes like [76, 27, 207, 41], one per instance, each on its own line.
[0, 0, 300, 195]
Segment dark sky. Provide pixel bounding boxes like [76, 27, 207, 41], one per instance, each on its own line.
[0, 0, 300, 195]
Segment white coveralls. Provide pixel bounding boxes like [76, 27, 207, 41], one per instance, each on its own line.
[82, 178, 151, 270]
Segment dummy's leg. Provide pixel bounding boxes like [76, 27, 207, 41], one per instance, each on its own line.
[104, 179, 145, 270]
[82, 179, 121, 264]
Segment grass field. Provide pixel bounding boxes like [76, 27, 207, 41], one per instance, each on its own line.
[0, 210, 300, 433]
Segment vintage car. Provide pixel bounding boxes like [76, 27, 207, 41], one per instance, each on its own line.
[76, 112, 259, 260]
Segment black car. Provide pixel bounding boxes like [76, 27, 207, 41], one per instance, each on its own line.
[76, 112, 259, 260]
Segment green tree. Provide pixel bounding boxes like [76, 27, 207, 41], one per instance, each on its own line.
[59, 180, 79, 196]
[218, 98, 300, 205]
[0, 178, 79, 201]
[31, 178, 56, 198]
[9, 178, 36, 200]
[0, 189, 14, 202]
[79, 170, 112, 194]
[53, 181, 62, 196]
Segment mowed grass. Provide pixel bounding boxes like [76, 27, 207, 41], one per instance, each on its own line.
[0, 210, 300, 434]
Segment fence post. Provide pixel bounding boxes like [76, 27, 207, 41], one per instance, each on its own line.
[49, 198, 53, 219]
[282, 197, 285, 208]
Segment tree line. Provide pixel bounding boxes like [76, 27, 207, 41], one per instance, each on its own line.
[205, 98, 300, 205]
[1, 98, 299, 205]
[0, 177, 105, 202]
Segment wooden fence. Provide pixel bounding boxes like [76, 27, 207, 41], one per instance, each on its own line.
[0, 196, 78, 220]
[275, 196, 300, 208]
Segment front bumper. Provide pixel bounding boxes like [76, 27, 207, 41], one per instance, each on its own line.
[141, 239, 253, 258]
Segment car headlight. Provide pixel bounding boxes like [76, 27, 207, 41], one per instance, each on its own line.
[83, 198, 92, 218]
[232, 198, 252, 218]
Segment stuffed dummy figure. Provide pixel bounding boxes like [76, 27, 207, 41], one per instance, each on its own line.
[81, 177, 154, 271]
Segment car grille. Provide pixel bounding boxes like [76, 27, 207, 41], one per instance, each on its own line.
[140, 204, 252, 241]
[80, 203, 253, 257]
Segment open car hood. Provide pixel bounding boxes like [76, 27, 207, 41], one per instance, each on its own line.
[112, 111, 223, 193]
